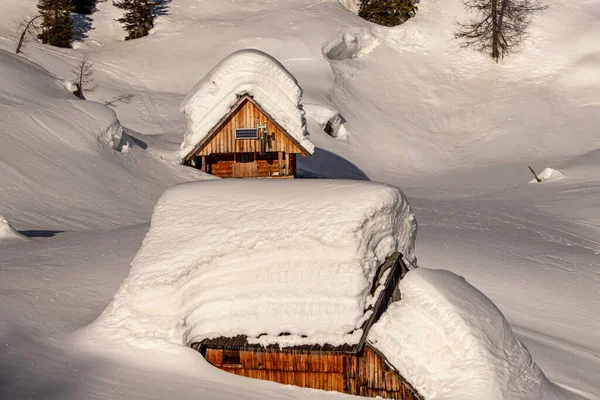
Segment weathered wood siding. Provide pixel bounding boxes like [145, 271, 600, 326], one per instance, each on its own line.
[192, 98, 305, 156]
[202, 345, 421, 399]
[203, 154, 295, 178]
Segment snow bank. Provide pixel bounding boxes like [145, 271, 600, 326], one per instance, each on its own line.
[84, 180, 417, 349]
[179, 49, 314, 160]
[369, 269, 558, 400]
[0, 216, 30, 242]
[530, 167, 564, 183]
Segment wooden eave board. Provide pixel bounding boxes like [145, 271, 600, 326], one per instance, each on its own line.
[183, 94, 312, 163]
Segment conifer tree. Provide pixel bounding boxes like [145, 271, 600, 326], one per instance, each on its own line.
[37, 0, 75, 48]
[113, 0, 156, 40]
[455, 0, 546, 62]
[358, 0, 417, 27]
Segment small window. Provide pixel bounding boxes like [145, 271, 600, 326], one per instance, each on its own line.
[222, 350, 241, 365]
[235, 128, 258, 140]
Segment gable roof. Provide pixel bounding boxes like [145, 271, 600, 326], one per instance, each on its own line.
[182, 94, 313, 163]
[179, 49, 315, 161]
[193, 252, 409, 353]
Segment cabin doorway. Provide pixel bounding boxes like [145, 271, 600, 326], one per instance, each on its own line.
[233, 153, 258, 178]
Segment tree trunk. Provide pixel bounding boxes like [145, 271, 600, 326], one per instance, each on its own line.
[491, 0, 500, 61]
[16, 15, 41, 54]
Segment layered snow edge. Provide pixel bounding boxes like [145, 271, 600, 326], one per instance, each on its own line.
[179, 49, 315, 160]
[80, 180, 417, 350]
[369, 269, 559, 400]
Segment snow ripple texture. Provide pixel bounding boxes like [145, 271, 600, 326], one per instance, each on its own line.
[369, 269, 558, 400]
[179, 49, 315, 160]
[85, 180, 417, 349]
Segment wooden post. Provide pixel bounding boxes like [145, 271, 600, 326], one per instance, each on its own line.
[278, 151, 283, 175]
[202, 155, 207, 173]
[285, 152, 290, 176]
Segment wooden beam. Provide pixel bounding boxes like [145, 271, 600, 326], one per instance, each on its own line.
[278, 151, 283, 175]
[285, 152, 290, 176]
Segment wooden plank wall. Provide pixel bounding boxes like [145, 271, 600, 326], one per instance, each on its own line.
[194, 98, 304, 156]
[205, 157, 293, 178]
[204, 346, 421, 400]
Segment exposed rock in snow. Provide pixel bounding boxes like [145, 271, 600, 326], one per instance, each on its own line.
[179, 49, 314, 160]
[530, 167, 564, 183]
[369, 268, 560, 400]
[0, 216, 29, 242]
[82, 180, 417, 349]
[304, 104, 349, 139]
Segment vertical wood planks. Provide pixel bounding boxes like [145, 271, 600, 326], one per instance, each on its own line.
[200, 345, 421, 400]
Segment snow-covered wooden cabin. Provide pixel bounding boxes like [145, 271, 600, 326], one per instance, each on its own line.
[179, 50, 314, 178]
[89, 180, 422, 399]
[192, 251, 422, 400]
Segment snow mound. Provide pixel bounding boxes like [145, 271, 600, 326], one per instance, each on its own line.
[179, 49, 314, 160]
[337, 0, 361, 14]
[324, 29, 379, 61]
[83, 180, 417, 349]
[530, 167, 564, 183]
[0, 216, 30, 242]
[369, 269, 557, 400]
[304, 104, 349, 139]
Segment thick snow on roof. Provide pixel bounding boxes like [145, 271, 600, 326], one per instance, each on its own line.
[179, 49, 315, 159]
[369, 268, 559, 400]
[88, 180, 416, 348]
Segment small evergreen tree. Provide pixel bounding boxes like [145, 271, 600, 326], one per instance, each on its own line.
[113, 0, 156, 40]
[37, 0, 75, 48]
[71, 0, 96, 14]
[358, 0, 417, 27]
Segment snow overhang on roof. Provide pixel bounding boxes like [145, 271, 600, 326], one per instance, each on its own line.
[87, 180, 418, 350]
[179, 49, 315, 161]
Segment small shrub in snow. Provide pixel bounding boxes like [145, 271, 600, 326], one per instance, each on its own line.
[358, 0, 418, 27]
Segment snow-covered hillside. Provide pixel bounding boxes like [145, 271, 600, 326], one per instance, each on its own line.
[0, 0, 598, 399]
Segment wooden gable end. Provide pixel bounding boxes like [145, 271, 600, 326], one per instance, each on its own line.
[185, 95, 309, 160]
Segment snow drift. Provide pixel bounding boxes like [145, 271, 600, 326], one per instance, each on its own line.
[0, 216, 30, 242]
[179, 49, 315, 160]
[83, 180, 417, 349]
[530, 167, 564, 183]
[0, 49, 195, 230]
[369, 268, 559, 400]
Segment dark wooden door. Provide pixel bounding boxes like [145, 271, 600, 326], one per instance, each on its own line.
[233, 153, 258, 178]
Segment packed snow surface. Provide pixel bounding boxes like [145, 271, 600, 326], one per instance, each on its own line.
[369, 268, 562, 400]
[84, 180, 416, 348]
[179, 49, 315, 160]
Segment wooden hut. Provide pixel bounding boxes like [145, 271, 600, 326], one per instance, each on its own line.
[191, 253, 423, 400]
[181, 94, 312, 179]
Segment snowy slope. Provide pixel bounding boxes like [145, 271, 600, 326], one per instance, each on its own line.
[0, 0, 599, 399]
[0, 49, 201, 231]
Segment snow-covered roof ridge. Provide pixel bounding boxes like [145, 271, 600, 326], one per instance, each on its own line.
[85, 180, 417, 349]
[179, 49, 314, 160]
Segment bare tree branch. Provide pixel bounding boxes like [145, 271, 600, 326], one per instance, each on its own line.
[71, 54, 98, 99]
[455, 0, 546, 61]
[15, 15, 42, 55]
